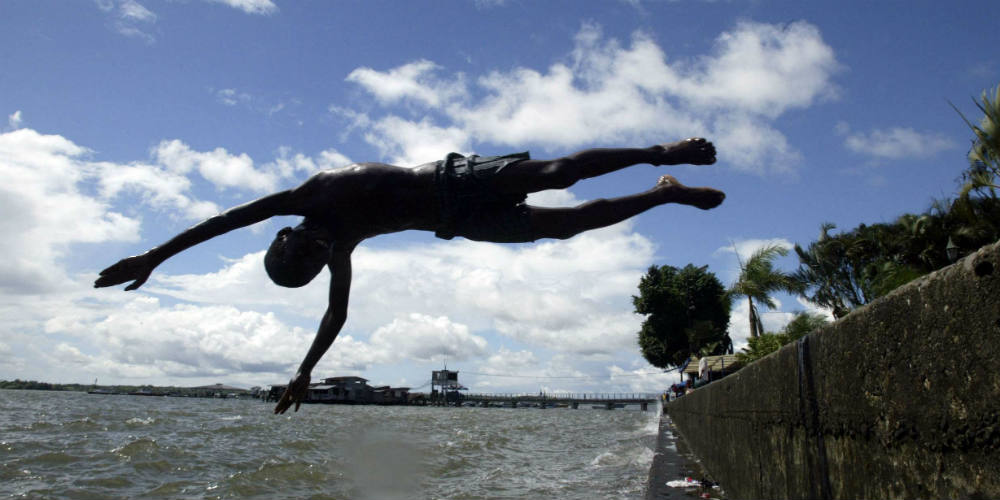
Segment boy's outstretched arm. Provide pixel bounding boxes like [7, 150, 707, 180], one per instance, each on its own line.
[94, 190, 298, 290]
[274, 248, 353, 414]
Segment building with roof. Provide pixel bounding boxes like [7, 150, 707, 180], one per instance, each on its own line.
[267, 376, 411, 405]
[187, 383, 249, 398]
[681, 355, 743, 387]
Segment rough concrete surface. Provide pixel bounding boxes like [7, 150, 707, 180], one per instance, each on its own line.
[666, 240, 1000, 499]
[646, 410, 725, 499]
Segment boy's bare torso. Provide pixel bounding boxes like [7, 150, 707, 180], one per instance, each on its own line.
[293, 162, 441, 245]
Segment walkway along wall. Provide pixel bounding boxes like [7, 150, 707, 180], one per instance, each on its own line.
[666, 240, 1000, 499]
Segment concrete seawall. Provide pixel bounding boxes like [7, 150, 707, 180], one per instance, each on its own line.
[666, 240, 1000, 499]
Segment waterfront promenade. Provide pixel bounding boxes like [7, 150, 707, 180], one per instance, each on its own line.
[645, 409, 724, 499]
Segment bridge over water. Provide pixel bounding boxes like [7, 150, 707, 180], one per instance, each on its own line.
[454, 392, 661, 410]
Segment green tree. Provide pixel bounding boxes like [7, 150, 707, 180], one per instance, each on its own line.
[736, 333, 787, 364]
[954, 84, 1000, 198]
[793, 223, 892, 318]
[781, 311, 830, 341]
[943, 194, 1000, 261]
[728, 244, 802, 338]
[736, 311, 829, 363]
[633, 264, 732, 368]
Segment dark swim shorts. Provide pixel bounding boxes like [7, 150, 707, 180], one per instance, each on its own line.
[434, 151, 535, 242]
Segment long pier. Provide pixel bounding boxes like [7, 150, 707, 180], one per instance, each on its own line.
[456, 392, 660, 410]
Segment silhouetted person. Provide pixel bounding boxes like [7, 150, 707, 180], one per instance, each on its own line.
[95, 138, 724, 414]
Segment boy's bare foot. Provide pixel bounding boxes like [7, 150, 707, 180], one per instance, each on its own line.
[656, 174, 725, 210]
[652, 137, 716, 166]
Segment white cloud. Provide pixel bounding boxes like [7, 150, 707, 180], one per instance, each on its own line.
[728, 296, 796, 351]
[205, 0, 278, 15]
[268, 146, 352, 178]
[0, 341, 20, 371]
[98, 0, 276, 43]
[317, 148, 353, 170]
[607, 365, 676, 393]
[343, 21, 840, 174]
[711, 114, 800, 174]
[0, 126, 338, 298]
[216, 88, 251, 106]
[94, 160, 221, 220]
[676, 21, 840, 117]
[369, 313, 487, 363]
[470, 350, 588, 392]
[0, 128, 140, 293]
[844, 126, 955, 160]
[7, 110, 23, 130]
[46, 295, 311, 378]
[151, 140, 345, 193]
[102, 0, 157, 43]
[795, 296, 835, 322]
[119, 0, 156, 22]
[346, 60, 465, 108]
[473, 0, 509, 8]
[364, 116, 470, 165]
[154, 139, 279, 192]
[149, 220, 655, 358]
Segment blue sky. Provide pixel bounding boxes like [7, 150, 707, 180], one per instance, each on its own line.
[1, 0, 996, 393]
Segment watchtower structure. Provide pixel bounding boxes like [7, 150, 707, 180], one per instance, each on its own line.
[431, 369, 466, 404]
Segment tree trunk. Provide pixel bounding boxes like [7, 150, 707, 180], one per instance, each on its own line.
[748, 297, 760, 338]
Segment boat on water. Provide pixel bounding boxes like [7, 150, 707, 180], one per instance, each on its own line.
[87, 388, 119, 395]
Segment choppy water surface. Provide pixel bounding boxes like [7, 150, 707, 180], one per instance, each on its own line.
[0, 390, 658, 499]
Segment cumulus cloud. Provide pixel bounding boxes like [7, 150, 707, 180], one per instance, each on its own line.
[93, 160, 221, 220]
[0, 125, 344, 298]
[44, 295, 311, 378]
[364, 117, 470, 166]
[38, 298, 480, 380]
[151, 139, 347, 192]
[149, 219, 655, 358]
[0, 128, 140, 293]
[607, 365, 676, 393]
[470, 349, 586, 392]
[269, 146, 352, 178]
[843, 126, 955, 160]
[341, 21, 840, 174]
[154, 139, 279, 192]
[369, 313, 487, 363]
[346, 60, 466, 108]
[676, 21, 840, 117]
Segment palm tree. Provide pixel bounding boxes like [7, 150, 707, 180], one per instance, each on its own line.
[954, 84, 1000, 198]
[729, 244, 803, 338]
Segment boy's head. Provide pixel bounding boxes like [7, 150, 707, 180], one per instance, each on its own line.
[264, 219, 331, 288]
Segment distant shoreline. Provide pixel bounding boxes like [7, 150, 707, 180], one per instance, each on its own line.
[0, 380, 256, 399]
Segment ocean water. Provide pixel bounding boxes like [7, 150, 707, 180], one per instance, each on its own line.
[0, 390, 659, 499]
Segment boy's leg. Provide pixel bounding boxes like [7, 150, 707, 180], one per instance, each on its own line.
[490, 138, 716, 194]
[526, 174, 724, 240]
